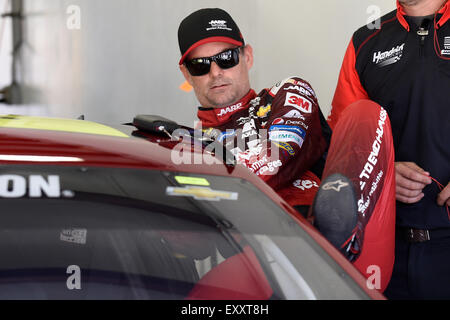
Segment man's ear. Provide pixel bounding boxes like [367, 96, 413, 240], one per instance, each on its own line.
[180, 64, 193, 86]
[243, 44, 254, 70]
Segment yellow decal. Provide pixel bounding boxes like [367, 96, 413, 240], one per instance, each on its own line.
[202, 127, 214, 136]
[166, 186, 238, 201]
[175, 176, 210, 186]
[257, 104, 271, 118]
[274, 142, 296, 156]
[0, 115, 128, 137]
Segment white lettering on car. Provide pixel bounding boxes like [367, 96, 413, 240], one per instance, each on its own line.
[0, 175, 70, 198]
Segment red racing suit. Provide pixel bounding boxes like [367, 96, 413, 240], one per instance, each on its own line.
[197, 77, 330, 208]
[197, 77, 396, 292]
[322, 99, 396, 292]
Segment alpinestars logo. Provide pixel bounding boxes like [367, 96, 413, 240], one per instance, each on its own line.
[373, 43, 405, 67]
[207, 20, 232, 31]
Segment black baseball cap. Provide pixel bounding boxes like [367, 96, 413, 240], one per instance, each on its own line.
[178, 8, 245, 65]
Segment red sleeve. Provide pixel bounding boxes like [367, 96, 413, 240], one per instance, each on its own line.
[236, 77, 328, 191]
[328, 38, 369, 130]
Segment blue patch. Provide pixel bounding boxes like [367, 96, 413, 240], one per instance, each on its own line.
[269, 125, 306, 138]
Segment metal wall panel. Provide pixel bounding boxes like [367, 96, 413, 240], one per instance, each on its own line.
[10, 0, 395, 126]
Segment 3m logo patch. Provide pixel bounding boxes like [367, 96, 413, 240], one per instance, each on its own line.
[284, 93, 312, 113]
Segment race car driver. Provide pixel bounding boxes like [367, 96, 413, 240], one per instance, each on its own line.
[177, 8, 396, 292]
[178, 8, 331, 214]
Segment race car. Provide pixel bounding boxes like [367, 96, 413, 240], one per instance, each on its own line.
[0, 114, 384, 300]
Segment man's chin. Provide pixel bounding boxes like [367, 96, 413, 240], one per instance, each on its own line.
[207, 95, 238, 109]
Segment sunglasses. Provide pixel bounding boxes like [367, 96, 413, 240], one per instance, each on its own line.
[184, 47, 242, 76]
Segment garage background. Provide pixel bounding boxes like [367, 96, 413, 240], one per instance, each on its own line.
[0, 0, 395, 126]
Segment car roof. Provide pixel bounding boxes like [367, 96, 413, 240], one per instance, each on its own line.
[0, 115, 241, 175]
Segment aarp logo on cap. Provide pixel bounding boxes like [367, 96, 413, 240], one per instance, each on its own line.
[207, 20, 232, 31]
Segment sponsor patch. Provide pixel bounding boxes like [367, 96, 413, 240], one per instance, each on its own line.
[285, 120, 308, 129]
[284, 93, 312, 113]
[372, 43, 405, 67]
[269, 77, 292, 96]
[282, 110, 306, 120]
[272, 118, 285, 125]
[322, 179, 349, 192]
[441, 36, 450, 55]
[293, 179, 319, 190]
[216, 102, 243, 118]
[256, 160, 283, 175]
[269, 125, 306, 138]
[274, 142, 295, 156]
[207, 20, 232, 31]
[284, 78, 317, 97]
[256, 104, 272, 118]
[284, 85, 314, 98]
[269, 131, 304, 147]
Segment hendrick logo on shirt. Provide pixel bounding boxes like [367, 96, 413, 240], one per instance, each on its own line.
[372, 43, 405, 67]
[441, 36, 450, 55]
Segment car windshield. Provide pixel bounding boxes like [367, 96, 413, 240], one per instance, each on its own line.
[0, 165, 369, 300]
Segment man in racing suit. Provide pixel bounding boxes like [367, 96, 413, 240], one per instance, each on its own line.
[196, 77, 330, 213]
[178, 8, 396, 292]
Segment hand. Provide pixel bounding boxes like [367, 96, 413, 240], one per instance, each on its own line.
[437, 182, 450, 207]
[395, 162, 432, 204]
